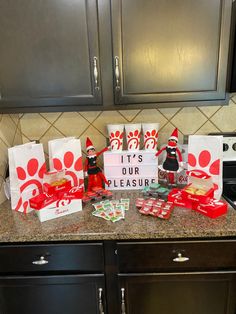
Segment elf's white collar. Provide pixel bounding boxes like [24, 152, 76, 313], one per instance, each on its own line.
[87, 154, 96, 158]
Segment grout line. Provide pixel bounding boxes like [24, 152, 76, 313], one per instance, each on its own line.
[78, 111, 102, 125]
[39, 112, 63, 126]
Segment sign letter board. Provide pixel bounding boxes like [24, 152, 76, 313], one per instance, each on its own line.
[104, 151, 158, 190]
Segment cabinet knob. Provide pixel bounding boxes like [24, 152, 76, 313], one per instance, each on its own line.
[98, 288, 104, 314]
[173, 253, 189, 263]
[32, 256, 49, 265]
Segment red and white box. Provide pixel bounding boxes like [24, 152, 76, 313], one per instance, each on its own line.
[33, 198, 82, 222]
[181, 170, 215, 204]
[29, 185, 83, 222]
[193, 199, 228, 219]
[168, 188, 192, 208]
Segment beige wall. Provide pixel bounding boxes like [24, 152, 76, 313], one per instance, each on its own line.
[0, 95, 236, 204]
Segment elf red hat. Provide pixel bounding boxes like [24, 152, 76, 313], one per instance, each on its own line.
[169, 128, 178, 142]
[86, 137, 95, 151]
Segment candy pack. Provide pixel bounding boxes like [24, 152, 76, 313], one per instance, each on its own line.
[136, 197, 174, 219]
[92, 199, 129, 223]
[142, 183, 170, 200]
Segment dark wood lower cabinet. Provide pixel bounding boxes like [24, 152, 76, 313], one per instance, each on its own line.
[118, 273, 236, 314]
[0, 240, 236, 314]
[0, 275, 105, 314]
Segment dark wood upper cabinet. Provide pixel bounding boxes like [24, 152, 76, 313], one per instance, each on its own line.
[0, 0, 233, 112]
[111, 0, 232, 106]
[0, 0, 102, 111]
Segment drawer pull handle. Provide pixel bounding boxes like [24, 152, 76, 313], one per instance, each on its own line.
[114, 56, 120, 90]
[32, 256, 49, 265]
[93, 56, 100, 90]
[173, 253, 189, 263]
[121, 288, 126, 314]
[98, 288, 104, 314]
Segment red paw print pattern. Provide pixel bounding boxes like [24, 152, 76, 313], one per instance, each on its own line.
[15, 158, 46, 213]
[127, 130, 141, 150]
[144, 129, 158, 150]
[188, 149, 220, 190]
[52, 151, 84, 187]
[109, 130, 124, 150]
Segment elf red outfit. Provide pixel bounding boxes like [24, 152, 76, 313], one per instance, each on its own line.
[84, 137, 109, 191]
[155, 128, 183, 184]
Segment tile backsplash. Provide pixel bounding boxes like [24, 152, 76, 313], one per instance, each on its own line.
[0, 95, 236, 205]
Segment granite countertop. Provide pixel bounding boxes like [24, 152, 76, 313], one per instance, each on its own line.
[0, 191, 236, 243]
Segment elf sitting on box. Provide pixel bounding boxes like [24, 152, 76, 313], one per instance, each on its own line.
[84, 137, 110, 191]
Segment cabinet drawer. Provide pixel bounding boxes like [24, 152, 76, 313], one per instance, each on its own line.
[0, 243, 104, 274]
[117, 240, 236, 273]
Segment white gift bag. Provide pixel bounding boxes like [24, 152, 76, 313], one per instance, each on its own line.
[188, 135, 223, 199]
[8, 142, 46, 213]
[48, 137, 84, 187]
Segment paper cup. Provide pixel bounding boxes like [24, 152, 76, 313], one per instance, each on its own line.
[125, 124, 141, 151]
[107, 124, 124, 151]
[142, 123, 159, 151]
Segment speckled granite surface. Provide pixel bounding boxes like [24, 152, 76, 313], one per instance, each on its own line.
[0, 191, 236, 243]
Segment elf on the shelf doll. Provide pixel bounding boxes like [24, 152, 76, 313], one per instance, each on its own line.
[155, 128, 183, 185]
[84, 137, 110, 191]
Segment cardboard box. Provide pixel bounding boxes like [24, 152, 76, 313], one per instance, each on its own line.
[182, 170, 215, 204]
[34, 199, 82, 222]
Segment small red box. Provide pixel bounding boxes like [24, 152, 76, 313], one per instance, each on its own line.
[43, 180, 72, 195]
[57, 186, 83, 200]
[193, 199, 228, 218]
[168, 188, 192, 208]
[29, 193, 57, 210]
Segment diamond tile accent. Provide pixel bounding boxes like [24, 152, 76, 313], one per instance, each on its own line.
[54, 112, 90, 138]
[10, 114, 20, 126]
[20, 113, 51, 140]
[118, 110, 141, 122]
[79, 111, 101, 123]
[210, 99, 236, 132]
[158, 107, 181, 120]
[171, 107, 207, 134]
[93, 111, 127, 136]
[133, 109, 168, 128]
[0, 115, 18, 147]
[12, 128, 23, 147]
[198, 106, 221, 118]
[40, 112, 62, 124]
[40, 126, 65, 154]
[195, 121, 220, 135]
[0, 139, 8, 177]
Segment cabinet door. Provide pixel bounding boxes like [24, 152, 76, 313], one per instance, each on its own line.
[111, 0, 232, 106]
[0, 274, 105, 314]
[0, 0, 102, 111]
[118, 273, 236, 314]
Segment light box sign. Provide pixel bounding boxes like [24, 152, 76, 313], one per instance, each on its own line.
[104, 151, 158, 190]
